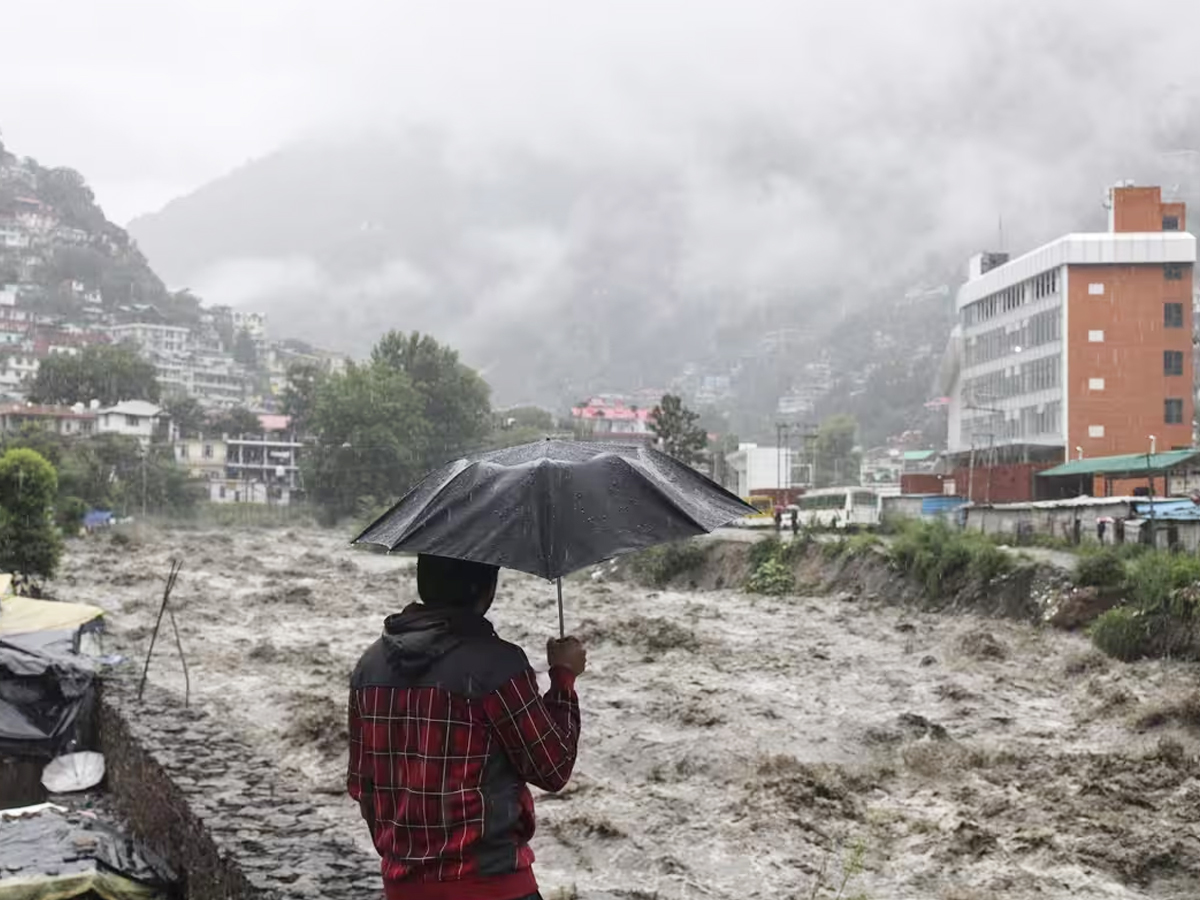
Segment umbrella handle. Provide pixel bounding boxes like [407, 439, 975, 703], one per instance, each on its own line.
[556, 577, 565, 639]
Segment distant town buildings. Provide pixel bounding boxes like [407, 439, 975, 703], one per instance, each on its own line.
[570, 396, 655, 441]
[939, 184, 1195, 501]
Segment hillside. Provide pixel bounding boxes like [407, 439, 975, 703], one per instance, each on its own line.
[0, 133, 198, 327]
[125, 123, 1047, 411]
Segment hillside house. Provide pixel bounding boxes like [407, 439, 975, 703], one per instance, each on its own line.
[175, 437, 227, 481]
[0, 402, 95, 436]
[571, 397, 654, 441]
[95, 400, 166, 447]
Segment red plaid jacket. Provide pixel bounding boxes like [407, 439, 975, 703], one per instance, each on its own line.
[348, 604, 580, 900]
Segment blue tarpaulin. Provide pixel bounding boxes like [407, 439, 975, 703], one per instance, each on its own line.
[81, 510, 113, 529]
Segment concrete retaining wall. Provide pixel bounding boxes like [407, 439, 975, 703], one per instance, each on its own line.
[98, 675, 382, 899]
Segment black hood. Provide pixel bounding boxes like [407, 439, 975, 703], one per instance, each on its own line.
[381, 603, 494, 678]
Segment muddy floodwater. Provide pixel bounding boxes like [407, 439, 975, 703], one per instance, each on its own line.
[58, 526, 1200, 899]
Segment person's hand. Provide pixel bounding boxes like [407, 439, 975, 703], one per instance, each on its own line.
[547, 636, 586, 676]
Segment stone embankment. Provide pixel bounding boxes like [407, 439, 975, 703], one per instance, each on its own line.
[100, 675, 381, 900]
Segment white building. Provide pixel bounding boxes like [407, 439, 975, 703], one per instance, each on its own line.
[95, 400, 165, 446]
[0, 354, 39, 395]
[942, 184, 1196, 462]
[232, 310, 267, 339]
[725, 443, 795, 497]
[221, 414, 302, 504]
[149, 349, 249, 409]
[0, 223, 28, 249]
[110, 322, 191, 355]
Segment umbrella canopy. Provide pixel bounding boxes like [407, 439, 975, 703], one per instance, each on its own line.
[353, 440, 754, 580]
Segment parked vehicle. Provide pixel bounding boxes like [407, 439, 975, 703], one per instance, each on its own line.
[797, 487, 881, 529]
[734, 494, 777, 528]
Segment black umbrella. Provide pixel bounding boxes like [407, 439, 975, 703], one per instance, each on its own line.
[352, 440, 754, 634]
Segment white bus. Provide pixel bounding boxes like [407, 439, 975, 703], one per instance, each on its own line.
[797, 487, 881, 530]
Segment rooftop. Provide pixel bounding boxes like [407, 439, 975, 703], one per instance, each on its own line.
[958, 231, 1196, 309]
[97, 400, 163, 418]
[1037, 449, 1200, 479]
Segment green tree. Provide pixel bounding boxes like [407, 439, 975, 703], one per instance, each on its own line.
[649, 394, 707, 466]
[28, 343, 160, 406]
[371, 331, 491, 467]
[303, 360, 427, 523]
[164, 395, 208, 439]
[0, 448, 63, 579]
[813, 414, 861, 487]
[211, 406, 261, 438]
[281, 361, 326, 436]
[233, 328, 258, 368]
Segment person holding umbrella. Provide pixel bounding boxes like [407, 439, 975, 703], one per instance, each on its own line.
[348, 552, 585, 900]
[350, 440, 753, 898]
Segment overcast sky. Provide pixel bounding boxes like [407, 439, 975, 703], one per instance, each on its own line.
[0, 0, 1087, 224]
[4, 0, 1200, 227]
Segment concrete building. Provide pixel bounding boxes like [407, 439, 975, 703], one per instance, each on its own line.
[221, 414, 302, 504]
[0, 402, 95, 436]
[944, 185, 1196, 474]
[725, 443, 795, 497]
[150, 349, 249, 409]
[110, 322, 191, 355]
[95, 400, 165, 446]
[0, 353, 38, 395]
[570, 397, 654, 442]
[174, 437, 227, 481]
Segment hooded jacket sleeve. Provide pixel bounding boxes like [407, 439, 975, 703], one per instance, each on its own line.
[483, 665, 580, 793]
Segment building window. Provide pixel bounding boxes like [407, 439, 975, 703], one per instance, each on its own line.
[1088, 330, 1104, 343]
[125, 415, 140, 427]
[203, 444, 213, 459]
[1088, 283, 1105, 296]
[1088, 377, 1105, 390]
[1166, 398, 1184, 424]
[1165, 350, 1185, 376]
[1164, 215, 1180, 231]
[1165, 302, 1185, 328]
[1164, 263, 1185, 281]
[1088, 425, 1105, 438]
[179, 444, 189, 460]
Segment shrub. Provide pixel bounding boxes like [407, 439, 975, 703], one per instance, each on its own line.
[748, 536, 783, 571]
[966, 542, 1010, 584]
[55, 495, 88, 532]
[747, 558, 795, 595]
[1089, 606, 1150, 661]
[1075, 549, 1127, 589]
[887, 520, 1010, 597]
[630, 540, 709, 588]
[0, 448, 63, 579]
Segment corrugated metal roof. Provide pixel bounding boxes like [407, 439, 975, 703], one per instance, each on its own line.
[1037, 449, 1200, 478]
[902, 450, 936, 461]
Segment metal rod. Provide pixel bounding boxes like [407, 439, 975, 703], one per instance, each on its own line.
[167, 605, 190, 708]
[556, 577, 565, 639]
[137, 560, 181, 702]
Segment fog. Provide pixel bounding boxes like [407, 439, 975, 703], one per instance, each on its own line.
[6, 0, 1200, 404]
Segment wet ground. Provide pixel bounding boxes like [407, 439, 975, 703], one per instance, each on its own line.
[57, 525, 1200, 899]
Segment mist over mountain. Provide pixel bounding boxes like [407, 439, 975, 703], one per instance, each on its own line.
[127, 2, 1200, 414]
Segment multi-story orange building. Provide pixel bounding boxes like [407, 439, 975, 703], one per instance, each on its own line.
[947, 185, 1196, 470]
